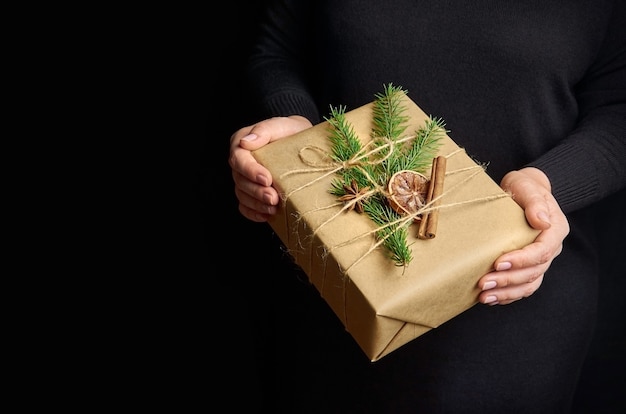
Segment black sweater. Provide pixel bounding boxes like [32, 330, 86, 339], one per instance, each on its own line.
[242, 1, 626, 411]
[247, 0, 625, 214]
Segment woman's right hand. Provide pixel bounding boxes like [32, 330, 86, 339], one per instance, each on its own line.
[228, 115, 313, 222]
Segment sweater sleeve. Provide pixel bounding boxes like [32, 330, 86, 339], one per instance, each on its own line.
[528, 0, 626, 213]
[246, 0, 321, 124]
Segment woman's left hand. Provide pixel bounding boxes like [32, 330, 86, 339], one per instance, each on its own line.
[477, 167, 570, 305]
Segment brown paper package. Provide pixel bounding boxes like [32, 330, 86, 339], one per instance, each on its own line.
[252, 96, 540, 361]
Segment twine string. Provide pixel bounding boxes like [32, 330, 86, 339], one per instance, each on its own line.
[279, 135, 412, 200]
[280, 144, 511, 274]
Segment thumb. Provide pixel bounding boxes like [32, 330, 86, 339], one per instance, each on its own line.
[501, 168, 552, 230]
[239, 116, 312, 150]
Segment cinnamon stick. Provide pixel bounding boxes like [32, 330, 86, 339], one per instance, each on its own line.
[418, 156, 446, 239]
[417, 158, 437, 238]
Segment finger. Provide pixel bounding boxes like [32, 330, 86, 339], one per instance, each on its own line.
[479, 236, 557, 299]
[477, 220, 564, 305]
[501, 168, 554, 230]
[238, 201, 275, 223]
[478, 269, 544, 305]
[235, 186, 278, 217]
[509, 180, 552, 230]
[232, 169, 280, 206]
[229, 116, 312, 188]
[238, 116, 312, 151]
[494, 213, 567, 273]
[480, 263, 546, 291]
[229, 145, 274, 188]
[523, 193, 552, 230]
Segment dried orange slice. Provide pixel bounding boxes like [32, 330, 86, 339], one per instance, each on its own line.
[387, 170, 429, 218]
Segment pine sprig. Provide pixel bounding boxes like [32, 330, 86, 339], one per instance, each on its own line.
[325, 105, 362, 162]
[364, 200, 413, 266]
[326, 84, 445, 267]
[325, 105, 379, 197]
[395, 117, 447, 172]
[372, 83, 409, 142]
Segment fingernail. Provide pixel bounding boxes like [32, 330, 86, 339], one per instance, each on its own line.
[263, 193, 274, 204]
[484, 295, 498, 304]
[538, 211, 550, 224]
[256, 174, 270, 186]
[242, 133, 258, 142]
[483, 280, 497, 290]
[496, 262, 512, 271]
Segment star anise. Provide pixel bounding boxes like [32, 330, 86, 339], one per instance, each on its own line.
[338, 179, 370, 213]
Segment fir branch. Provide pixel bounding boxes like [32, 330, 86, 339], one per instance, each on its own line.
[325, 83, 445, 268]
[372, 83, 409, 142]
[371, 84, 410, 178]
[325, 105, 362, 162]
[326, 105, 375, 196]
[396, 117, 448, 172]
[364, 201, 412, 266]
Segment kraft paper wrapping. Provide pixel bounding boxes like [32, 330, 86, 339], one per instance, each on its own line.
[252, 96, 540, 362]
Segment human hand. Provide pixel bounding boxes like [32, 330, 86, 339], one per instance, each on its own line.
[477, 167, 570, 305]
[228, 115, 313, 222]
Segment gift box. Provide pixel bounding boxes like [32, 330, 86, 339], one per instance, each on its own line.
[252, 95, 539, 361]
